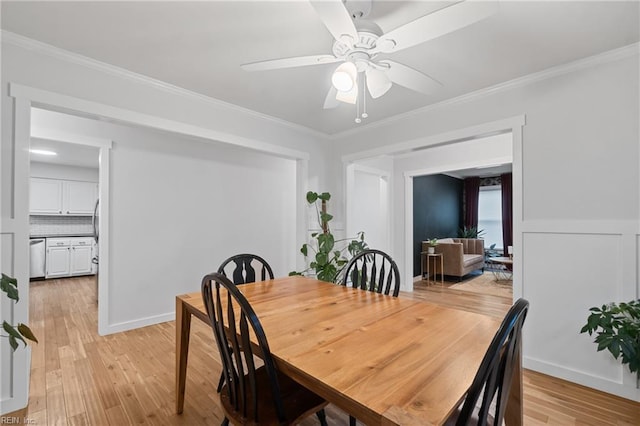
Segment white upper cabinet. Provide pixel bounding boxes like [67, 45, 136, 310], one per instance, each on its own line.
[65, 181, 98, 215]
[30, 178, 64, 214]
[30, 178, 97, 216]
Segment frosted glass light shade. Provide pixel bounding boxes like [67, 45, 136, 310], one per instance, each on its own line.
[331, 62, 357, 92]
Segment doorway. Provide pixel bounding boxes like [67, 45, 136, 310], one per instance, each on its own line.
[29, 107, 112, 332]
[345, 162, 391, 254]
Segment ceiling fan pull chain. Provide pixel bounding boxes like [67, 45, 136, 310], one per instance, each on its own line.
[355, 73, 362, 123]
[362, 72, 368, 119]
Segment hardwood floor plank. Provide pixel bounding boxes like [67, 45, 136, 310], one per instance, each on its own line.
[16, 275, 638, 426]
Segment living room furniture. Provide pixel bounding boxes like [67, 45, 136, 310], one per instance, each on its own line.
[421, 251, 444, 286]
[175, 276, 522, 425]
[487, 256, 513, 282]
[422, 238, 485, 281]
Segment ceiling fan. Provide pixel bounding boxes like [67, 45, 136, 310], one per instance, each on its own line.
[241, 0, 497, 122]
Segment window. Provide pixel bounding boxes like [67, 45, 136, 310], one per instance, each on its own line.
[478, 186, 502, 250]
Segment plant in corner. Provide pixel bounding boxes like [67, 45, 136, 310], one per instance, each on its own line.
[458, 226, 485, 239]
[580, 300, 639, 376]
[289, 191, 367, 283]
[1, 273, 38, 351]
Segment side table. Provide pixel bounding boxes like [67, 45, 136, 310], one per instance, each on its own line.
[487, 256, 513, 282]
[421, 251, 444, 286]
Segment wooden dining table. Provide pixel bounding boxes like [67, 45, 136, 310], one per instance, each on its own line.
[175, 275, 522, 425]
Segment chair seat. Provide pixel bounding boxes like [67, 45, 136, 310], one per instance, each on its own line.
[220, 366, 327, 426]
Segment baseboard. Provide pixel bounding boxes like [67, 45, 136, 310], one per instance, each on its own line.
[524, 356, 640, 402]
[99, 312, 175, 336]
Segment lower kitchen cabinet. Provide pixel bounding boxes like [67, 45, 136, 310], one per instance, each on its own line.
[46, 237, 95, 278]
[70, 241, 93, 275]
[47, 244, 71, 278]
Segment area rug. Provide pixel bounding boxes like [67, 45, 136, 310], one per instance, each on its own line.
[448, 273, 513, 298]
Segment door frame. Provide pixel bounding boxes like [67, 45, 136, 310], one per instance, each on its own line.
[30, 125, 112, 331]
[342, 115, 525, 293]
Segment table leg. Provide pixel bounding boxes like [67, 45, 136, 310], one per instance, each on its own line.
[176, 297, 192, 414]
[504, 336, 523, 425]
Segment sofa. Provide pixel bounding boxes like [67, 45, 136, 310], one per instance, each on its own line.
[422, 238, 485, 281]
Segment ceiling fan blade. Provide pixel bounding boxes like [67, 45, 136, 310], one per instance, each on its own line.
[380, 60, 442, 95]
[323, 87, 340, 109]
[365, 68, 392, 99]
[335, 84, 358, 105]
[309, 0, 359, 44]
[376, 0, 498, 53]
[241, 55, 340, 71]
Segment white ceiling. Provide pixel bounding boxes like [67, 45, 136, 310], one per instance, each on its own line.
[30, 138, 99, 169]
[2, 1, 639, 135]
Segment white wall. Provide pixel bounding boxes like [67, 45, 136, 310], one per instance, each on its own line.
[1, 36, 331, 414]
[32, 109, 298, 328]
[333, 50, 640, 400]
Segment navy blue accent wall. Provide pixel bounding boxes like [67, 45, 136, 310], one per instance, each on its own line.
[413, 174, 463, 276]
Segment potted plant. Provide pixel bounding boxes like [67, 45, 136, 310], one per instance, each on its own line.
[580, 300, 639, 377]
[289, 191, 367, 283]
[458, 226, 485, 239]
[1, 273, 38, 351]
[427, 238, 438, 254]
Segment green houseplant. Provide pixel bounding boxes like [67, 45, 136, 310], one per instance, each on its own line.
[458, 226, 485, 239]
[426, 238, 438, 254]
[580, 300, 639, 375]
[289, 191, 367, 283]
[1, 273, 38, 351]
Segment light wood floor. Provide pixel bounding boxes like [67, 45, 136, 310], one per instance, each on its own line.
[8, 276, 639, 425]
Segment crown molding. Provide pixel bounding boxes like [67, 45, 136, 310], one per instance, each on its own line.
[3, 30, 637, 142]
[1, 30, 330, 141]
[331, 42, 640, 140]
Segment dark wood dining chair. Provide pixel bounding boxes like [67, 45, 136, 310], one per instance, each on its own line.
[215, 253, 275, 393]
[445, 298, 530, 426]
[341, 249, 401, 297]
[341, 249, 400, 425]
[202, 272, 328, 426]
[217, 253, 274, 285]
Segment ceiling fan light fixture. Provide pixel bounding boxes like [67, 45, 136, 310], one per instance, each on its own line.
[331, 62, 357, 92]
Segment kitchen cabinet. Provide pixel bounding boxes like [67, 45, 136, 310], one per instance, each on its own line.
[46, 237, 95, 278]
[70, 238, 93, 275]
[46, 239, 71, 278]
[30, 178, 97, 215]
[30, 178, 64, 214]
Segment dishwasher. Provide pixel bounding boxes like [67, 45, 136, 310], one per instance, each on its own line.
[29, 238, 46, 279]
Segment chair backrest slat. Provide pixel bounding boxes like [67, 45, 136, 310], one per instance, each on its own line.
[202, 272, 286, 424]
[341, 249, 400, 297]
[218, 253, 274, 285]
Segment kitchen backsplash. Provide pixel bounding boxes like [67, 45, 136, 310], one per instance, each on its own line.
[30, 215, 94, 236]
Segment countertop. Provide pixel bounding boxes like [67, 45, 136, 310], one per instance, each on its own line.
[30, 234, 94, 239]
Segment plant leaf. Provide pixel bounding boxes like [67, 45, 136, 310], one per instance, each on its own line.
[1, 274, 19, 302]
[318, 192, 331, 201]
[8, 335, 18, 351]
[320, 212, 333, 223]
[300, 244, 308, 257]
[3, 321, 26, 347]
[17, 323, 38, 343]
[306, 191, 318, 203]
